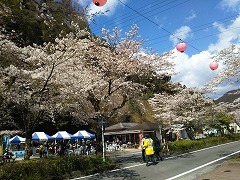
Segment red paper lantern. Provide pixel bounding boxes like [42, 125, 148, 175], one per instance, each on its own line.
[209, 61, 219, 71]
[93, 0, 107, 6]
[176, 42, 187, 53]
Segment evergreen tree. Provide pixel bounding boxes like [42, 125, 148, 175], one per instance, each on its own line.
[0, 0, 89, 46]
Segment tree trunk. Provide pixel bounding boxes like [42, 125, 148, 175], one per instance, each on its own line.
[226, 126, 234, 134]
[24, 139, 32, 160]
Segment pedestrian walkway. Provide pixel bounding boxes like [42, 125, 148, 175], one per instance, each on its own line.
[197, 160, 240, 180]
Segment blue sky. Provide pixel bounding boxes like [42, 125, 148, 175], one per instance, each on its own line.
[79, 0, 240, 99]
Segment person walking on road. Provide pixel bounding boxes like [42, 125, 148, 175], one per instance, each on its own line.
[143, 134, 155, 166]
[141, 136, 146, 162]
[153, 136, 163, 161]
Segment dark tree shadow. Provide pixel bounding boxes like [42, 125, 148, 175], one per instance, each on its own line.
[87, 169, 143, 180]
[217, 150, 235, 158]
[113, 154, 144, 164]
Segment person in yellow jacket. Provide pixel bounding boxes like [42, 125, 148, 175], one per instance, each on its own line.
[143, 134, 155, 166]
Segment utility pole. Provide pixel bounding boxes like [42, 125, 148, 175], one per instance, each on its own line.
[98, 116, 106, 162]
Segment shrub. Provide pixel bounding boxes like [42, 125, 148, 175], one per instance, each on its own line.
[166, 134, 240, 155]
[0, 155, 116, 180]
[168, 139, 205, 153]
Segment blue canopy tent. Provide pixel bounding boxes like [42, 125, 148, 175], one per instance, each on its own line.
[73, 130, 95, 140]
[9, 135, 26, 158]
[88, 132, 95, 139]
[32, 132, 54, 142]
[9, 135, 26, 144]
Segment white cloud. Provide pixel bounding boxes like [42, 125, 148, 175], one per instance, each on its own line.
[208, 15, 240, 53]
[86, 0, 128, 17]
[170, 26, 192, 45]
[219, 0, 240, 11]
[170, 50, 238, 99]
[171, 14, 240, 99]
[185, 10, 197, 22]
[171, 50, 221, 88]
[74, 0, 89, 7]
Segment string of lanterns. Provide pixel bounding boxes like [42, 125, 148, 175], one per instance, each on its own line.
[92, 0, 219, 71]
[176, 41, 219, 71]
[176, 41, 218, 71]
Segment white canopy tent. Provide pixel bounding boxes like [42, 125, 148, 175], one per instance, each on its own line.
[32, 132, 54, 141]
[52, 131, 74, 140]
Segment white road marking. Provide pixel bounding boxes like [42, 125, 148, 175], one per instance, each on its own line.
[166, 150, 240, 180]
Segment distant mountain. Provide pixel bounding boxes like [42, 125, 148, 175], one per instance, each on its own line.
[215, 89, 240, 103]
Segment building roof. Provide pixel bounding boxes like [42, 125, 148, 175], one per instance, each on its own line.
[129, 122, 160, 131]
[105, 122, 139, 132]
[104, 130, 141, 135]
[105, 122, 160, 133]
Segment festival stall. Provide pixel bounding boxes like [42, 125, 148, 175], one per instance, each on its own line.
[9, 135, 26, 144]
[32, 132, 54, 142]
[9, 135, 26, 158]
[73, 130, 95, 140]
[51, 131, 75, 155]
[52, 131, 74, 140]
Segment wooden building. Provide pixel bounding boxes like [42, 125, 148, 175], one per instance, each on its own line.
[104, 122, 161, 147]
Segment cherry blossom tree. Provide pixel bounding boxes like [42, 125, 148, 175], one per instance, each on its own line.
[204, 44, 240, 133]
[230, 97, 240, 126]
[1, 23, 176, 157]
[0, 30, 65, 159]
[206, 44, 240, 91]
[208, 101, 236, 134]
[215, 95, 240, 129]
[148, 87, 214, 138]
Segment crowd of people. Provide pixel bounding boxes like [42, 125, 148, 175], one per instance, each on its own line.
[33, 139, 97, 158]
[4, 134, 165, 165]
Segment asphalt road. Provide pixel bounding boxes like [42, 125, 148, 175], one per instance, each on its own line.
[72, 141, 240, 180]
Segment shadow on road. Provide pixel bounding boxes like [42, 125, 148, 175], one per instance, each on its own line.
[217, 150, 236, 158]
[114, 154, 143, 164]
[87, 169, 143, 180]
[164, 153, 195, 161]
[178, 153, 195, 159]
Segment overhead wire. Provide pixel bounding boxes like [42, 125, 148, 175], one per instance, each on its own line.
[108, 0, 192, 34]
[153, 25, 240, 53]
[90, 0, 239, 57]
[115, 0, 240, 59]
[144, 14, 239, 43]
[117, 0, 204, 54]
[144, 15, 240, 52]
[91, 0, 190, 33]
[90, 0, 167, 30]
